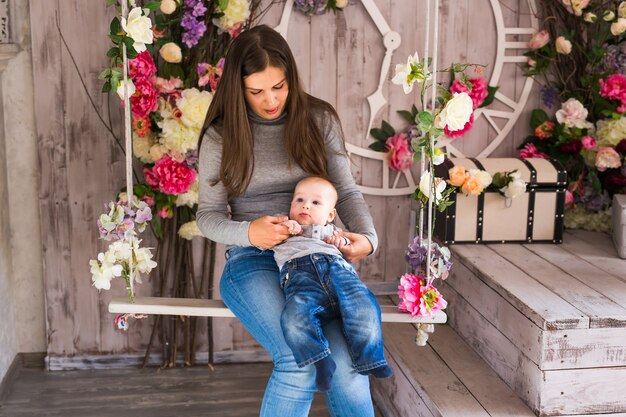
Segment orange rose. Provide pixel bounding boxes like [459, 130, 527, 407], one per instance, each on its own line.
[461, 174, 484, 195]
[448, 166, 470, 187]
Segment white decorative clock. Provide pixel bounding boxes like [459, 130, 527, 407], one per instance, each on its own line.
[275, 0, 538, 196]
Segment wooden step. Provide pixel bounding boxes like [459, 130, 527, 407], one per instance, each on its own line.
[372, 323, 536, 417]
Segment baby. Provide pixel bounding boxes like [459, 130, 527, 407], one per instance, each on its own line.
[273, 176, 392, 392]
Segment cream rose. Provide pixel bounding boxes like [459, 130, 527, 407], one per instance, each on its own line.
[132, 134, 154, 164]
[556, 36, 572, 55]
[149, 144, 166, 162]
[121, 7, 153, 52]
[213, 0, 250, 32]
[160, 0, 177, 15]
[177, 88, 213, 129]
[176, 181, 199, 207]
[619, 1, 626, 17]
[335, 0, 349, 8]
[584, 12, 597, 22]
[611, 18, 626, 36]
[461, 175, 483, 196]
[159, 42, 182, 63]
[438, 92, 473, 132]
[604, 10, 616, 21]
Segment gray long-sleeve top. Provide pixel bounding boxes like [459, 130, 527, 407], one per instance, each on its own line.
[196, 109, 378, 252]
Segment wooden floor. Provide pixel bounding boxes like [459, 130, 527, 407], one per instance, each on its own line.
[0, 363, 382, 417]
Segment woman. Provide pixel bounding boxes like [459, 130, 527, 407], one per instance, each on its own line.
[196, 24, 379, 417]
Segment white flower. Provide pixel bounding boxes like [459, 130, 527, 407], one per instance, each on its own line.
[432, 148, 445, 166]
[501, 178, 526, 199]
[555, 98, 590, 129]
[121, 7, 153, 53]
[584, 12, 597, 22]
[438, 93, 473, 132]
[611, 18, 626, 36]
[116, 79, 136, 101]
[619, 1, 626, 17]
[176, 180, 198, 207]
[213, 0, 250, 32]
[178, 221, 203, 240]
[392, 53, 430, 94]
[160, 0, 177, 14]
[132, 134, 154, 164]
[134, 246, 157, 275]
[159, 42, 182, 63]
[596, 117, 626, 146]
[419, 171, 447, 203]
[604, 10, 616, 21]
[177, 88, 213, 129]
[160, 118, 200, 154]
[420, 323, 435, 333]
[110, 239, 133, 261]
[90, 253, 123, 290]
[555, 36, 572, 55]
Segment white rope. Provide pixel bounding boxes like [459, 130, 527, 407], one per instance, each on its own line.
[120, 0, 135, 298]
[418, 0, 431, 241]
[426, 0, 440, 285]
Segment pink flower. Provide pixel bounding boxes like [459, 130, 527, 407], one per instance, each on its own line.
[518, 143, 549, 159]
[158, 206, 173, 218]
[385, 133, 413, 171]
[144, 156, 197, 195]
[141, 195, 155, 207]
[444, 113, 474, 138]
[450, 78, 488, 109]
[581, 135, 597, 150]
[397, 273, 447, 318]
[153, 76, 183, 94]
[595, 147, 622, 172]
[197, 59, 224, 91]
[129, 51, 157, 80]
[599, 74, 626, 112]
[227, 21, 245, 38]
[528, 30, 550, 49]
[555, 98, 589, 129]
[131, 78, 158, 118]
[565, 190, 575, 208]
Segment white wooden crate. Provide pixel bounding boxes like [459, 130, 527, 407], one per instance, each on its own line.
[613, 194, 626, 259]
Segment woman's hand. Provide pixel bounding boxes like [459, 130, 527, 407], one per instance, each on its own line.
[248, 215, 291, 249]
[327, 231, 373, 263]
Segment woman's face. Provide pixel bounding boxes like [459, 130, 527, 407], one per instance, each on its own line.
[243, 65, 289, 120]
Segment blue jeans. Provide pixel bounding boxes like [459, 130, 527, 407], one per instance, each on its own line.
[220, 246, 375, 417]
[280, 254, 387, 372]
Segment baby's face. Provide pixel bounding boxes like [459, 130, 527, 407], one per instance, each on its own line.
[289, 180, 337, 226]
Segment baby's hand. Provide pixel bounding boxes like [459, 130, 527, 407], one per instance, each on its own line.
[282, 220, 302, 235]
[324, 231, 351, 250]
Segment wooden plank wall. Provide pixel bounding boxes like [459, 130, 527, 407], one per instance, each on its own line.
[30, 0, 538, 358]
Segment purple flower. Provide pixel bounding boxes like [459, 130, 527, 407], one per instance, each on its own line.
[181, 15, 206, 48]
[192, 2, 207, 17]
[541, 86, 559, 109]
[181, 14, 197, 30]
[294, 0, 328, 15]
[406, 236, 452, 280]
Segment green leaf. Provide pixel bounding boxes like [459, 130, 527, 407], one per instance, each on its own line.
[98, 68, 112, 80]
[491, 172, 507, 188]
[152, 217, 163, 240]
[106, 47, 120, 59]
[381, 120, 396, 137]
[218, 0, 229, 10]
[417, 111, 433, 131]
[102, 82, 112, 93]
[529, 108, 549, 129]
[106, 0, 117, 6]
[110, 17, 121, 36]
[480, 85, 498, 108]
[161, 62, 186, 81]
[368, 141, 386, 152]
[397, 110, 415, 124]
[144, 1, 161, 12]
[109, 34, 123, 44]
[369, 127, 389, 142]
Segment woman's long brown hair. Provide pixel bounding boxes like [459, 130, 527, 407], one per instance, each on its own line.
[199, 25, 340, 197]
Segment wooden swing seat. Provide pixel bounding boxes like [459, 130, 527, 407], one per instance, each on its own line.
[109, 296, 447, 324]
